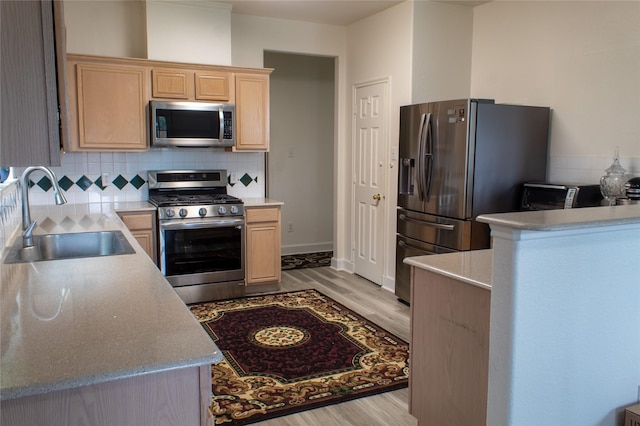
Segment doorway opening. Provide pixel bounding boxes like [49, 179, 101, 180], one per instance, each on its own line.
[264, 51, 336, 256]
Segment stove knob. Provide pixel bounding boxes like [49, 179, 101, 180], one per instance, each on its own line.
[218, 206, 227, 215]
[198, 207, 207, 217]
[230, 205, 239, 215]
[165, 208, 175, 218]
[179, 208, 188, 218]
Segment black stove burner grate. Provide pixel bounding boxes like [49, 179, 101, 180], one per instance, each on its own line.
[149, 193, 242, 207]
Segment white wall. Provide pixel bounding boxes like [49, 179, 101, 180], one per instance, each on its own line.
[471, 1, 640, 182]
[64, 0, 147, 58]
[265, 52, 334, 255]
[411, 1, 473, 103]
[346, 2, 413, 288]
[146, 0, 231, 65]
[487, 219, 640, 425]
[231, 13, 350, 265]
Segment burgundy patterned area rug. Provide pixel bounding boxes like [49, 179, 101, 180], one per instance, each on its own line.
[189, 289, 409, 425]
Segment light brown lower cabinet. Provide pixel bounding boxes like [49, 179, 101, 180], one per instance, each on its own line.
[245, 206, 281, 290]
[117, 210, 157, 264]
[0, 365, 214, 426]
[409, 267, 490, 426]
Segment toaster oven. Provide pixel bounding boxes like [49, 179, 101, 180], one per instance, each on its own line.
[521, 183, 603, 210]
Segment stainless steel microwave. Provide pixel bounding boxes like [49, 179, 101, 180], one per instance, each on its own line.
[150, 101, 235, 148]
[520, 182, 603, 210]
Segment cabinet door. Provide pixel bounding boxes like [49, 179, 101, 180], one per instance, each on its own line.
[152, 68, 190, 99]
[245, 207, 281, 285]
[1, 0, 61, 166]
[118, 211, 157, 264]
[72, 62, 148, 151]
[195, 71, 231, 101]
[234, 73, 270, 151]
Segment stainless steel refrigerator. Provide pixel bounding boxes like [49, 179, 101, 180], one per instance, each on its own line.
[395, 99, 550, 303]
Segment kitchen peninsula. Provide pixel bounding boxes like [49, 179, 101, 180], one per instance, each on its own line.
[406, 205, 640, 426]
[0, 203, 223, 426]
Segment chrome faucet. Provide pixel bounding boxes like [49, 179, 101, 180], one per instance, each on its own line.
[20, 166, 67, 248]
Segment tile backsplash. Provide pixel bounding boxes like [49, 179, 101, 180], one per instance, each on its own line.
[10, 149, 266, 206]
[548, 154, 639, 184]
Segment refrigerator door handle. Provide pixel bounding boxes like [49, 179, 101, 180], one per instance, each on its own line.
[398, 213, 455, 231]
[424, 113, 434, 201]
[417, 113, 427, 201]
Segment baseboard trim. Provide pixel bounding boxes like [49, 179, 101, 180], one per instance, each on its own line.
[331, 257, 354, 273]
[281, 242, 333, 255]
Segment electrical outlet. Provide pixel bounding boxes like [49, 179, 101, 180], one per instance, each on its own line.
[230, 173, 237, 184]
[287, 222, 294, 232]
[101, 172, 110, 187]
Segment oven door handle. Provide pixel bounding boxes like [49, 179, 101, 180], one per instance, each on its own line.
[160, 218, 245, 230]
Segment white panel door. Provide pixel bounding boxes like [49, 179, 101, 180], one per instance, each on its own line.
[353, 81, 387, 285]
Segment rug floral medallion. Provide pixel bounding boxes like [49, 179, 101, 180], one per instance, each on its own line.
[189, 289, 410, 425]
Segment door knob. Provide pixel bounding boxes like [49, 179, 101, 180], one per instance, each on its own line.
[373, 194, 381, 201]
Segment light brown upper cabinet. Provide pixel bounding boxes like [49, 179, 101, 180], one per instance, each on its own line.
[64, 54, 271, 152]
[233, 72, 271, 152]
[66, 55, 149, 151]
[195, 71, 231, 101]
[151, 68, 190, 99]
[151, 67, 232, 102]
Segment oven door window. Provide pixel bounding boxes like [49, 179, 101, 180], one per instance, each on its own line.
[162, 226, 242, 276]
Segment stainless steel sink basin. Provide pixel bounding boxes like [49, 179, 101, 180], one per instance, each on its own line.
[4, 230, 136, 264]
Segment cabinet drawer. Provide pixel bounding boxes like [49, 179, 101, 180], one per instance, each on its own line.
[119, 212, 154, 230]
[246, 207, 279, 224]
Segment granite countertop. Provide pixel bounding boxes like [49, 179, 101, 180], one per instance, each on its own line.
[0, 203, 222, 401]
[404, 249, 493, 290]
[477, 204, 640, 231]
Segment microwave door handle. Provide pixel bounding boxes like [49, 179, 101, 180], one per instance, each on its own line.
[398, 213, 455, 231]
[219, 109, 225, 141]
[424, 113, 434, 201]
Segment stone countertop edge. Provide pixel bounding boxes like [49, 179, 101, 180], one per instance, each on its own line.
[242, 198, 284, 207]
[2, 352, 223, 401]
[0, 203, 221, 401]
[477, 204, 640, 231]
[404, 249, 492, 290]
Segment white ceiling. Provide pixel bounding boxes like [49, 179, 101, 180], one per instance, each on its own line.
[224, 0, 489, 26]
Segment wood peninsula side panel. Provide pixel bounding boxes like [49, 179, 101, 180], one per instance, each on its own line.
[410, 266, 490, 426]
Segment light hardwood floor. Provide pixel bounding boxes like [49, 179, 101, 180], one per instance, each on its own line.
[251, 266, 418, 426]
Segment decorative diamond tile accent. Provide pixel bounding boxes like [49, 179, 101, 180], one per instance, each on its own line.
[28, 180, 35, 188]
[112, 175, 128, 190]
[39, 217, 59, 233]
[58, 176, 74, 192]
[227, 175, 235, 187]
[76, 175, 92, 191]
[239, 173, 253, 187]
[79, 215, 95, 229]
[60, 217, 76, 231]
[94, 177, 106, 191]
[129, 174, 145, 189]
[37, 176, 52, 192]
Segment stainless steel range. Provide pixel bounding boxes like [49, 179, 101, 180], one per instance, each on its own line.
[148, 170, 245, 304]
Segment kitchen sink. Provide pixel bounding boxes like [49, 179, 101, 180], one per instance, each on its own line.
[4, 230, 136, 264]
